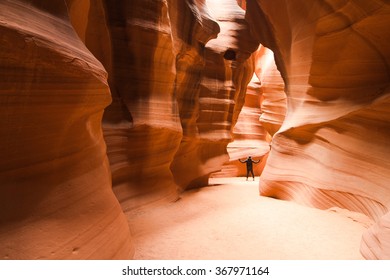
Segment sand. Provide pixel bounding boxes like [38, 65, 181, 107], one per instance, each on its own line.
[126, 177, 370, 260]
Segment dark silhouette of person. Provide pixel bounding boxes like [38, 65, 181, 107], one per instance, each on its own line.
[239, 156, 260, 181]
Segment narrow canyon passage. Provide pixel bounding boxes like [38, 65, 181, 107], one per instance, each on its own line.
[1, 0, 389, 260]
[127, 177, 369, 260]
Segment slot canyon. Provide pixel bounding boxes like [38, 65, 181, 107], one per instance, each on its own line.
[0, 0, 389, 260]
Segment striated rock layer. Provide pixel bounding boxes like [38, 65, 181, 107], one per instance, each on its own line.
[220, 45, 286, 178]
[4, 0, 388, 261]
[87, 0, 257, 196]
[0, 0, 133, 259]
[99, 0, 183, 210]
[222, 73, 269, 177]
[166, 0, 221, 190]
[0, 0, 260, 259]
[247, 0, 390, 259]
[255, 46, 286, 137]
[171, 0, 258, 189]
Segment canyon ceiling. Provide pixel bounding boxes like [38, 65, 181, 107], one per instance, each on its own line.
[0, 0, 389, 259]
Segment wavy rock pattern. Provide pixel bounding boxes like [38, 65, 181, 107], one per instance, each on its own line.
[247, 0, 390, 259]
[98, 0, 183, 210]
[219, 45, 286, 178]
[0, 0, 259, 259]
[0, 0, 132, 259]
[3, 0, 388, 261]
[167, 0, 221, 190]
[222, 73, 269, 177]
[64, 0, 259, 207]
[255, 46, 287, 136]
[170, 0, 258, 189]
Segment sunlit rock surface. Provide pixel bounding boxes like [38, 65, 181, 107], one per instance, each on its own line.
[219, 45, 286, 178]
[97, 0, 183, 210]
[247, 0, 390, 259]
[171, 0, 258, 189]
[68, 0, 257, 201]
[0, 0, 258, 259]
[222, 73, 269, 177]
[2, 0, 389, 261]
[167, 0, 221, 190]
[0, 0, 133, 259]
[255, 46, 286, 136]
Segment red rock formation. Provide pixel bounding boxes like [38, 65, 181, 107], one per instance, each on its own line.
[166, 0, 221, 190]
[171, 0, 258, 188]
[4, 0, 388, 261]
[236, 0, 246, 10]
[247, 0, 390, 259]
[0, 0, 132, 259]
[66, 0, 257, 203]
[255, 46, 286, 136]
[0, 0, 259, 259]
[216, 45, 285, 178]
[96, 0, 183, 210]
[223, 73, 269, 177]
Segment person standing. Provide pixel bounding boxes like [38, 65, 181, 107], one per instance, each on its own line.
[239, 156, 260, 181]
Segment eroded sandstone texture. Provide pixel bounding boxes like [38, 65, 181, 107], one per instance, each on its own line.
[222, 72, 269, 177]
[255, 46, 286, 137]
[0, 0, 259, 259]
[0, 0, 133, 259]
[171, 0, 258, 188]
[99, 0, 183, 210]
[247, 0, 390, 259]
[217, 45, 286, 178]
[2, 0, 389, 260]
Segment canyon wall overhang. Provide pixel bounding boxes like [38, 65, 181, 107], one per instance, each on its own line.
[0, 0, 133, 259]
[247, 0, 390, 259]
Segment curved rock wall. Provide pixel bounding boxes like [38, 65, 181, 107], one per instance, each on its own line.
[223, 72, 269, 177]
[99, 0, 183, 210]
[167, 0, 221, 190]
[255, 46, 286, 137]
[0, 0, 259, 259]
[72, 0, 252, 204]
[4, 0, 387, 261]
[0, 0, 133, 259]
[247, 0, 390, 259]
[56, 0, 260, 207]
[171, 0, 258, 188]
[220, 45, 286, 178]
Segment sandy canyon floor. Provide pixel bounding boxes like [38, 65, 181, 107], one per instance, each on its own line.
[127, 177, 371, 260]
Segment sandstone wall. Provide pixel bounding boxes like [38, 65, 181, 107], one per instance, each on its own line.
[167, 0, 221, 190]
[218, 45, 286, 178]
[0, 0, 260, 259]
[0, 0, 133, 259]
[223, 73, 269, 178]
[99, 0, 183, 210]
[171, 0, 258, 188]
[255, 46, 287, 137]
[70, 0, 256, 205]
[247, 0, 390, 259]
[4, 0, 385, 261]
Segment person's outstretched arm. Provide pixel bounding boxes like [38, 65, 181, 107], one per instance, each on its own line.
[239, 159, 246, 163]
[253, 159, 260, 164]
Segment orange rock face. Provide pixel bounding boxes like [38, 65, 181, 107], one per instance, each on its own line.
[0, 0, 132, 259]
[165, 0, 222, 190]
[1, 0, 259, 259]
[223, 73, 269, 177]
[255, 46, 286, 137]
[219, 45, 286, 178]
[2, 0, 389, 260]
[247, 0, 390, 259]
[99, 0, 183, 210]
[171, 0, 258, 188]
